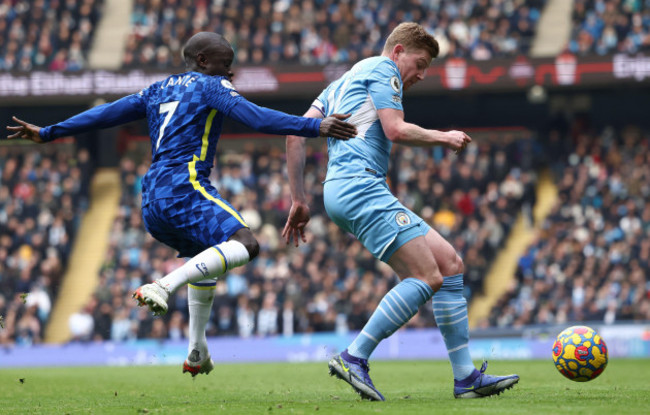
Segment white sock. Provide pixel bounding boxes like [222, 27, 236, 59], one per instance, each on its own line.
[188, 280, 216, 358]
[158, 240, 249, 293]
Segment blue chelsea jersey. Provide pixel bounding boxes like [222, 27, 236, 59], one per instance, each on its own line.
[39, 71, 321, 206]
[312, 56, 404, 180]
[138, 72, 243, 205]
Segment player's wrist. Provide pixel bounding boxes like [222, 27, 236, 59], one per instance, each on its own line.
[39, 127, 53, 142]
[291, 198, 308, 206]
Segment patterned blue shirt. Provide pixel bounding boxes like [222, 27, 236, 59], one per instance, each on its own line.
[40, 72, 322, 205]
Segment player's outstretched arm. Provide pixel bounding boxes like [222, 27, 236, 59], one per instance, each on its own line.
[378, 108, 471, 153]
[10, 95, 147, 143]
[228, 99, 356, 140]
[6, 117, 44, 143]
[282, 106, 324, 247]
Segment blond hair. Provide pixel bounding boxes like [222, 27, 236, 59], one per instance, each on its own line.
[383, 22, 439, 59]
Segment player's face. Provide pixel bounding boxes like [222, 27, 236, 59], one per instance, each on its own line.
[205, 46, 235, 80]
[395, 48, 432, 91]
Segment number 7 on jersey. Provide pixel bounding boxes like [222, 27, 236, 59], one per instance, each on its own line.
[156, 101, 180, 150]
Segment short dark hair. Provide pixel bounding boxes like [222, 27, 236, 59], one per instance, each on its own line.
[182, 32, 231, 66]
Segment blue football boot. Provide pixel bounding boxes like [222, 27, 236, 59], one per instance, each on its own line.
[328, 350, 385, 401]
[453, 361, 519, 398]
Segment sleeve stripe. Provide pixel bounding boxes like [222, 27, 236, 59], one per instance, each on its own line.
[311, 104, 325, 117]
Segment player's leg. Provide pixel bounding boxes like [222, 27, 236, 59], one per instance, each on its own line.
[422, 228, 519, 398]
[183, 228, 258, 376]
[329, 232, 438, 401]
[347, 233, 441, 360]
[157, 228, 254, 293]
[418, 228, 475, 381]
[341, 229, 443, 360]
[324, 178, 440, 400]
[134, 195, 256, 316]
[183, 279, 216, 376]
[133, 235, 250, 315]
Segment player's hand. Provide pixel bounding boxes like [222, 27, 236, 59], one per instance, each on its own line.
[320, 113, 357, 140]
[443, 130, 471, 154]
[6, 116, 44, 143]
[282, 201, 311, 247]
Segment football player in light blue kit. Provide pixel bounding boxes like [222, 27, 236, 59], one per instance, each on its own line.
[283, 23, 519, 400]
[7, 32, 356, 377]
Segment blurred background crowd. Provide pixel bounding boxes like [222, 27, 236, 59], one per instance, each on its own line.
[3, 0, 649, 71]
[0, 0, 104, 71]
[0, 144, 91, 345]
[569, 0, 650, 55]
[3, 1, 650, 72]
[122, 0, 547, 68]
[489, 122, 650, 327]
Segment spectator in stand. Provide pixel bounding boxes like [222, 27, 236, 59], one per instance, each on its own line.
[122, 0, 547, 69]
[489, 124, 650, 328]
[569, 0, 650, 55]
[0, 0, 104, 71]
[0, 145, 89, 346]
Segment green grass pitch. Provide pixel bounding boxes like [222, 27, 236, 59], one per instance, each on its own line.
[1, 359, 649, 414]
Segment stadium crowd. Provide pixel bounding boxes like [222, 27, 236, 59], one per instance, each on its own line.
[488, 124, 650, 328]
[6, 0, 650, 74]
[0, 0, 104, 71]
[569, 0, 650, 55]
[123, 0, 547, 69]
[82, 131, 536, 342]
[0, 144, 91, 345]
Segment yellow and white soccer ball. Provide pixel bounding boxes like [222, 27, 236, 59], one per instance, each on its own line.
[552, 325, 608, 382]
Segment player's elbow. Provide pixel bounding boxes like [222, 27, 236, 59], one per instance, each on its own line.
[384, 125, 405, 143]
[286, 134, 305, 143]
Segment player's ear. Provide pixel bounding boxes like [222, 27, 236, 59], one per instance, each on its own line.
[196, 53, 208, 68]
[393, 44, 405, 58]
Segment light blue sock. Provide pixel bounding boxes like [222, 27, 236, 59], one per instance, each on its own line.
[432, 274, 476, 380]
[347, 278, 434, 360]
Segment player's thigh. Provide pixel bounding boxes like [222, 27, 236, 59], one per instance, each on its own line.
[423, 227, 463, 276]
[386, 234, 441, 283]
[143, 192, 248, 257]
[324, 176, 422, 260]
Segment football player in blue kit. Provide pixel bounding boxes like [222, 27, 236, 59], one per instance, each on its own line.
[7, 32, 356, 376]
[283, 23, 519, 400]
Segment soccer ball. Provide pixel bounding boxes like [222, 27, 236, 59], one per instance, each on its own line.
[552, 325, 608, 382]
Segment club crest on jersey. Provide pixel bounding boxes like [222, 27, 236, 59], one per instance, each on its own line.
[390, 76, 401, 93]
[395, 212, 410, 226]
[221, 79, 236, 90]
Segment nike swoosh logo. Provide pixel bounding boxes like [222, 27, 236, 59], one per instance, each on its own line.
[461, 386, 475, 390]
[339, 358, 350, 373]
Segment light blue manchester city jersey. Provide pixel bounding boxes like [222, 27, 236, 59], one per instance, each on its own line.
[312, 56, 404, 180]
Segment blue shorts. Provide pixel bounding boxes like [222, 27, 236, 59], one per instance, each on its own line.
[323, 176, 430, 262]
[142, 188, 248, 258]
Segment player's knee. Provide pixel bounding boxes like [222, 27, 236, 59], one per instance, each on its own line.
[431, 273, 444, 292]
[244, 238, 260, 260]
[440, 253, 464, 276]
[237, 234, 259, 260]
[229, 229, 260, 260]
[415, 272, 443, 293]
[449, 254, 464, 276]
